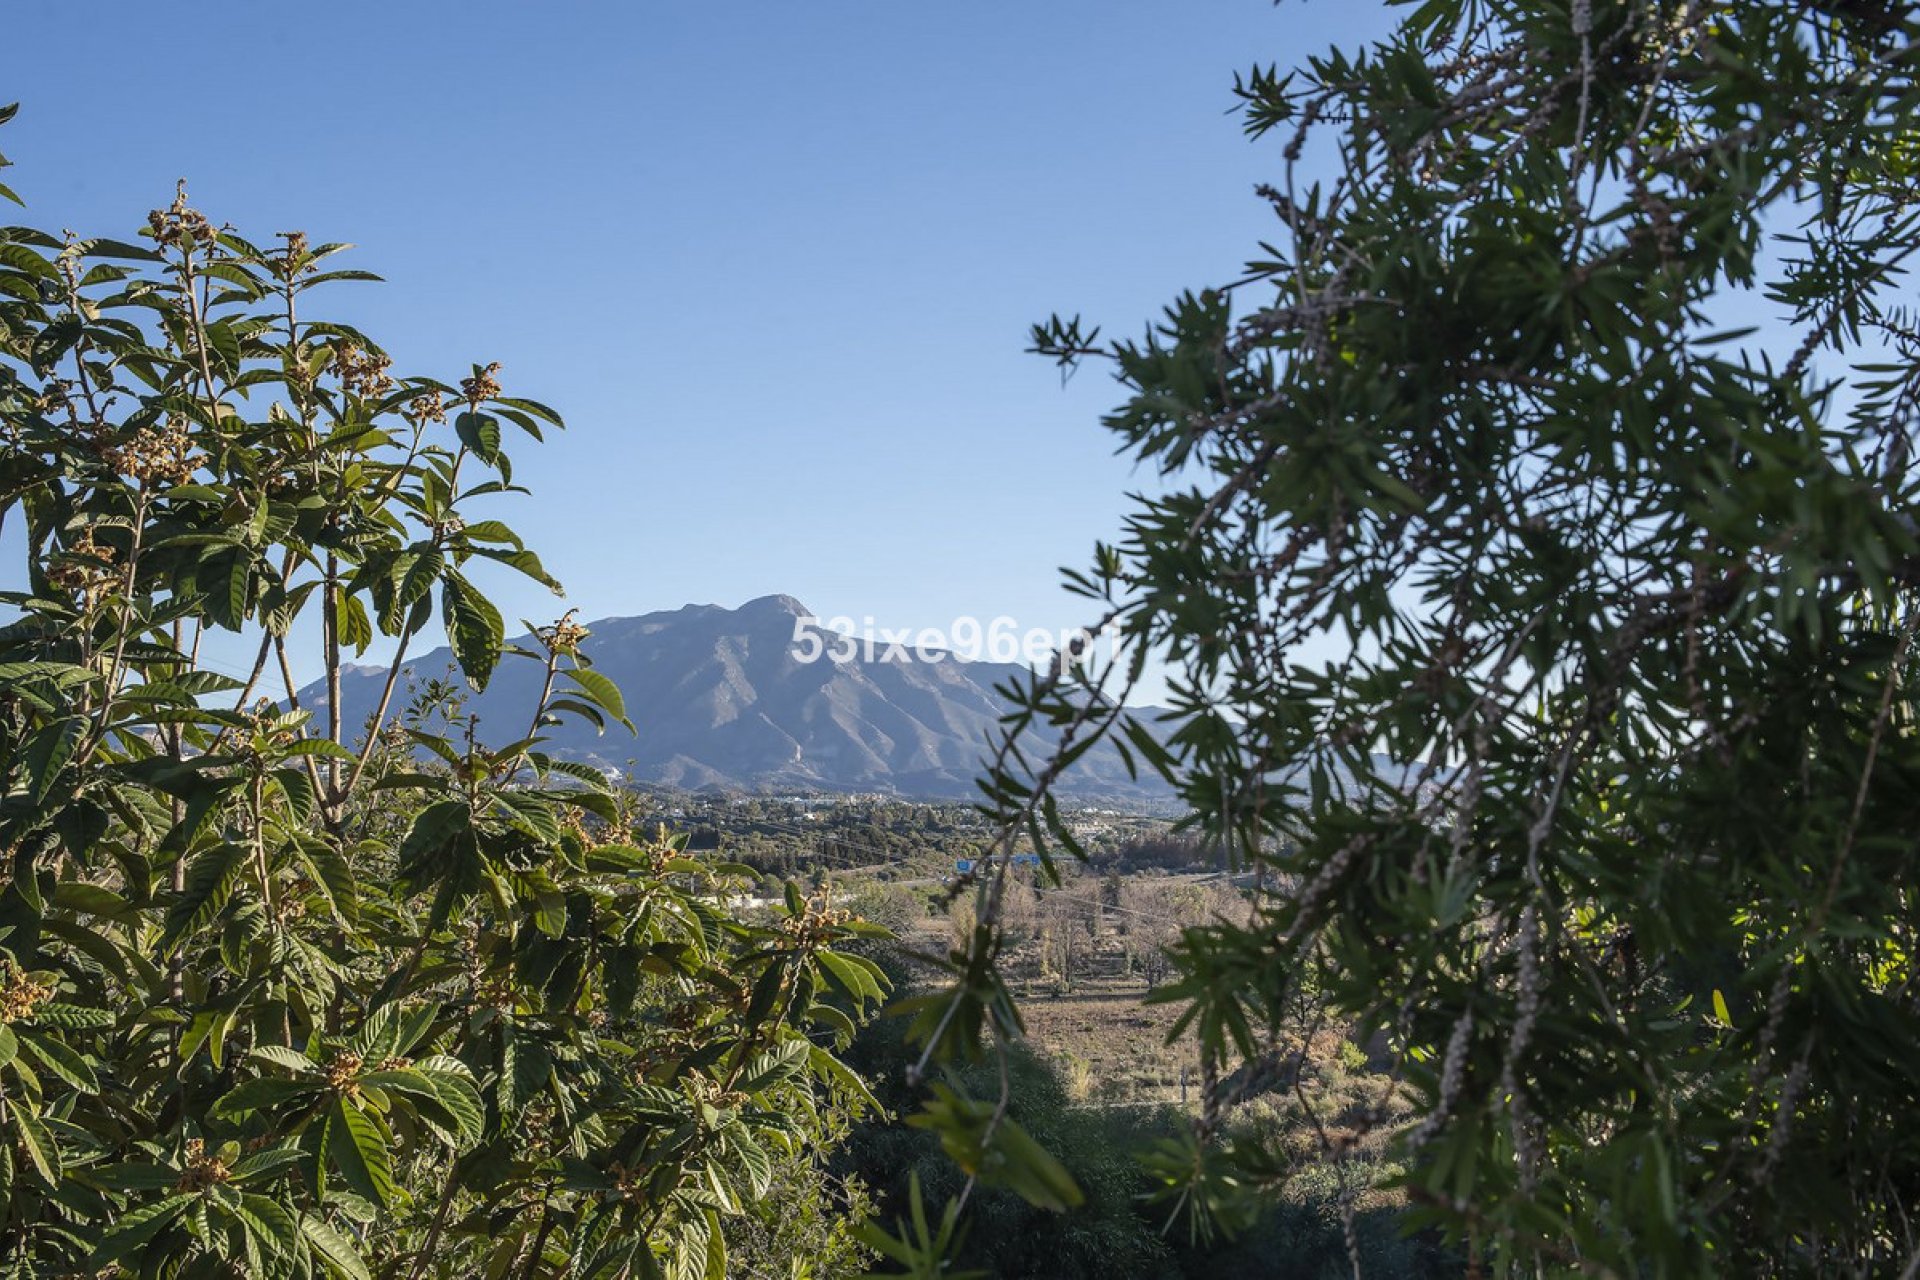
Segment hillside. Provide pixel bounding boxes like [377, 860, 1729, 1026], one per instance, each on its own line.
[296, 594, 1173, 800]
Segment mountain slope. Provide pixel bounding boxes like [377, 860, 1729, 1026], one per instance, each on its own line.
[298, 594, 1169, 799]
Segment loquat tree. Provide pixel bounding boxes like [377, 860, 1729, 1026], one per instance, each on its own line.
[0, 105, 889, 1279]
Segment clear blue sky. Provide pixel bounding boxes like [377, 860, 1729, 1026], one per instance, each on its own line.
[4, 1, 1391, 698]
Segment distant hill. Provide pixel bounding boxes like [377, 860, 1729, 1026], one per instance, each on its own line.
[296, 594, 1173, 800]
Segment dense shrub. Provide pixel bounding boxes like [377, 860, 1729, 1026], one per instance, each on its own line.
[0, 114, 886, 1278]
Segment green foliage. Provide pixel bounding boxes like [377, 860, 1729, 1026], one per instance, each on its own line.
[0, 128, 884, 1276]
[841, 995, 1455, 1280]
[720, 1110, 876, 1280]
[853, 1173, 986, 1280]
[945, 4, 1920, 1276]
[841, 1008, 1175, 1280]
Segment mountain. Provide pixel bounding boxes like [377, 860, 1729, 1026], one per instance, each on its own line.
[296, 594, 1172, 800]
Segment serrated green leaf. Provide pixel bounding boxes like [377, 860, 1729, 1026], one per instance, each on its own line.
[12, 1108, 60, 1186]
[89, 1194, 193, 1267]
[559, 667, 631, 731]
[328, 1100, 394, 1207]
[301, 1214, 373, 1280]
[443, 571, 504, 691]
[455, 412, 502, 464]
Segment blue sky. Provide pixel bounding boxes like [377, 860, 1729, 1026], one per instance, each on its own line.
[4, 1, 1392, 697]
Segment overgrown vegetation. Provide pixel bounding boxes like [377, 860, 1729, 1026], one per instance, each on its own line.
[842, 949, 1458, 1280]
[0, 112, 888, 1278]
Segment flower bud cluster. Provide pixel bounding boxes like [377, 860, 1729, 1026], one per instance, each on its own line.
[102, 419, 200, 486]
[0, 966, 55, 1024]
[147, 185, 213, 249]
[336, 344, 394, 398]
[460, 361, 502, 404]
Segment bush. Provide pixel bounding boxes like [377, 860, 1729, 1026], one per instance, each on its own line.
[0, 113, 886, 1278]
[841, 953, 1455, 1279]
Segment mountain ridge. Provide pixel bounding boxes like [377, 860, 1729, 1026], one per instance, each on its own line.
[296, 594, 1171, 800]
